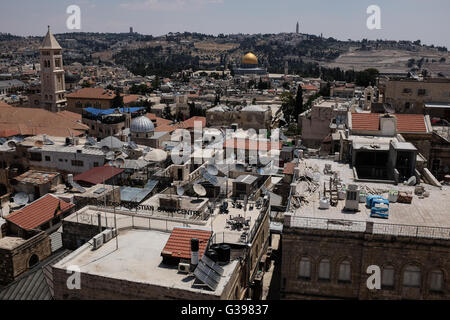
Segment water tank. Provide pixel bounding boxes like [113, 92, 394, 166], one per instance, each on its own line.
[210, 244, 221, 252]
[190, 238, 199, 267]
[206, 249, 219, 262]
[217, 244, 231, 265]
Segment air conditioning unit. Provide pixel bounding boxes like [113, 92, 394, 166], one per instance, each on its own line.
[92, 234, 104, 250]
[111, 228, 117, 237]
[102, 229, 113, 243]
[178, 262, 190, 274]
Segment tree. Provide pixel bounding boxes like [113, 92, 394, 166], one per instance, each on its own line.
[319, 82, 331, 97]
[281, 92, 295, 121]
[293, 86, 304, 120]
[112, 89, 124, 109]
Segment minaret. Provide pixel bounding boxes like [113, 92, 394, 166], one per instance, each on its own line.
[296, 21, 299, 34]
[284, 61, 289, 76]
[40, 26, 66, 112]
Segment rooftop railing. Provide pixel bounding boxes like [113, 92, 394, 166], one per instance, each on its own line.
[288, 215, 450, 241]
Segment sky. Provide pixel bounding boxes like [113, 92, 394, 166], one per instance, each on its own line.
[1, 0, 449, 48]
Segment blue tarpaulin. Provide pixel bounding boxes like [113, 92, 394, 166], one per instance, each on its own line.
[84, 107, 145, 116]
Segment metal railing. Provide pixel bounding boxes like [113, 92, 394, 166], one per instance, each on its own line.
[288, 215, 450, 240]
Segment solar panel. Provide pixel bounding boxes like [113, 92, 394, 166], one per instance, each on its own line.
[94, 187, 106, 194]
[70, 180, 86, 193]
[194, 266, 219, 291]
[201, 255, 224, 276]
[203, 171, 219, 186]
[197, 261, 221, 283]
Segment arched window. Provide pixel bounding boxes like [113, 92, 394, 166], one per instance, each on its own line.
[338, 260, 351, 282]
[382, 266, 395, 288]
[318, 259, 331, 281]
[403, 265, 421, 288]
[299, 257, 311, 280]
[28, 254, 39, 268]
[430, 270, 444, 292]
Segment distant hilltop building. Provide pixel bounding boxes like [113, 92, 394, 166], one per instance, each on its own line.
[130, 27, 134, 34]
[233, 52, 267, 76]
[28, 26, 67, 112]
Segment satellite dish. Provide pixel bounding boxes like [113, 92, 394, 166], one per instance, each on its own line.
[7, 140, 17, 148]
[34, 140, 44, 148]
[206, 164, 219, 176]
[87, 136, 98, 146]
[176, 186, 185, 196]
[193, 184, 207, 197]
[257, 167, 265, 175]
[235, 163, 245, 172]
[13, 192, 29, 206]
[114, 158, 125, 167]
[129, 141, 138, 150]
[105, 151, 115, 161]
[144, 149, 167, 162]
[43, 135, 55, 145]
[101, 146, 110, 153]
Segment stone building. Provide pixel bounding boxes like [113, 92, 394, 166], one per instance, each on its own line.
[383, 78, 450, 117]
[281, 158, 450, 300]
[39, 27, 67, 112]
[206, 104, 272, 130]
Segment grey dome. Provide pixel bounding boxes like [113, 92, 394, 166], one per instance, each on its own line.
[130, 116, 155, 133]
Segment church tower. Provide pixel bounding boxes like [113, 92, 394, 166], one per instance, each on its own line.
[39, 26, 66, 112]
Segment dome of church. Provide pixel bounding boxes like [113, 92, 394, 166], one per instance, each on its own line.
[242, 52, 258, 65]
[130, 116, 155, 133]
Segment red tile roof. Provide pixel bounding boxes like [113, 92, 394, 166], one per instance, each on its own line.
[351, 113, 380, 131]
[395, 114, 427, 133]
[74, 166, 123, 185]
[161, 227, 212, 260]
[351, 113, 427, 133]
[6, 194, 74, 231]
[0, 104, 88, 137]
[153, 116, 205, 133]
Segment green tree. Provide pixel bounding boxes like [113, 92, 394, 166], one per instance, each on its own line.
[293, 86, 304, 120]
[112, 89, 124, 109]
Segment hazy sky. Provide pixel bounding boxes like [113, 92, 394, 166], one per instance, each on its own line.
[1, 0, 449, 48]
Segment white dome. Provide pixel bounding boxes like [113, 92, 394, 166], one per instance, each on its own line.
[130, 116, 155, 133]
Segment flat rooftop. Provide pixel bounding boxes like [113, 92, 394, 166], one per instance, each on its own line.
[0, 236, 27, 250]
[288, 158, 450, 238]
[53, 229, 238, 297]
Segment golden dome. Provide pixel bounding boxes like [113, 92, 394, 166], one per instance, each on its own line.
[242, 52, 258, 65]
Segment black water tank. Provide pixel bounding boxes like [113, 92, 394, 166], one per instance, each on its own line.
[210, 244, 220, 252]
[206, 249, 219, 262]
[217, 244, 231, 265]
[191, 238, 199, 252]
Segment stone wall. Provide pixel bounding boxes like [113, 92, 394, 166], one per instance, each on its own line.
[281, 227, 450, 300]
[0, 232, 51, 285]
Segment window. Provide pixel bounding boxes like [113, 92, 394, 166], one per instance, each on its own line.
[30, 153, 42, 162]
[382, 266, 395, 289]
[338, 260, 351, 282]
[299, 257, 312, 280]
[318, 259, 331, 281]
[71, 160, 84, 167]
[418, 89, 427, 96]
[402, 88, 412, 94]
[405, 102, 411, 109]
[403, 265, 421, 288]
[45, 156, 51, 161]
[430, 270, 444, 292]
[94, 162, 99, 167]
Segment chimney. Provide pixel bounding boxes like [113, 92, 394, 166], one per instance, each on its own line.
[67, 174, 74, 185]
[190, 238, 199, 270]
[380, 114, 397, 137]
